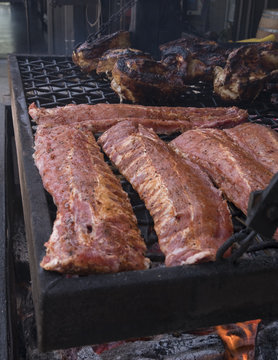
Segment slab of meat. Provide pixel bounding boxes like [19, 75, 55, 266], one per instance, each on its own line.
[98, 121, 233, 267]
[34, 124, 149, 274]
[28, 102, 248, 134]
[72, 30, 130, 73]
[225, 122, 278, 175]
[170, 128, 273, 215]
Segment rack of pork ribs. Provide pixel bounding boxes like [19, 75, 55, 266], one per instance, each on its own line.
[72, 31, 278, 104]
[28, 101, 278, 275]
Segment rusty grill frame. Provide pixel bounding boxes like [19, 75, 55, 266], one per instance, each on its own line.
[8, 54, 278, 352]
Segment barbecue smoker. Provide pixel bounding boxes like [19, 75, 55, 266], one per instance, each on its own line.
[5, 53, 278, 356]
[2, 1, 278, 358]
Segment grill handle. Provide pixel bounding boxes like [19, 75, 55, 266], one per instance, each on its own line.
[217, 172, 278, 262]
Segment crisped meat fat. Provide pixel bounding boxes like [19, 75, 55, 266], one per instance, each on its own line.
[34, 124, 149, 274]
[98, 121, 233, 266]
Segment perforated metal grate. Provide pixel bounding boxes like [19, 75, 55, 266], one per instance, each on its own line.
[17, 56, 120, 108]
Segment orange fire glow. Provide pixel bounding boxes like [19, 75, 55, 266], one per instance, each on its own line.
[216, 319, 261, 359]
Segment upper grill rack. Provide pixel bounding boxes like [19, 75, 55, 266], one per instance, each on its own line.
[18, 56, 120, 107]
[17, 55, 278, 116]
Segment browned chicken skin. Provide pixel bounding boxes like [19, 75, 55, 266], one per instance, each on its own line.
[111, 57, 187, 104]
[213, 46, 266, 102]
[213, 44, 278, 102]
[72, 30, 130, 73]
[160, 34, 229, 83]
[73, 30, 278, 103]
[96, 48, 152, 78]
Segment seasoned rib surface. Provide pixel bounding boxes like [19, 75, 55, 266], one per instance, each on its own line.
[98, 121, 233, 266]
[34, 124, 149, 274]
[170, 128, 273, 215]
[28, 103, 248, 133]
[225, 123, 278, 175]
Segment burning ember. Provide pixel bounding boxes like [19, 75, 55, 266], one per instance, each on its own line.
[216, 319, 261, 359]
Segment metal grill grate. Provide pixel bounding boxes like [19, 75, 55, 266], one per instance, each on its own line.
[18, 56, 120, 107]
[16, 55, 278, 262]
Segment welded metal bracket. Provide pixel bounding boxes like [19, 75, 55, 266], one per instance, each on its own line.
[217, 172, 278, 262]
[247, 172, 278, 238]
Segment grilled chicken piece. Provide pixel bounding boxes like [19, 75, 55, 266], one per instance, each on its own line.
[96, 48, 152, 78]
[72, 30, 130, 73]
[28, 102, 248, 133]
[213, 46, 271, 102]
[111, 57, 187, 104]
[160, 33, 229, 83]
[161, 45, 211, 83]
[225, 122, 278, 174]
[98, 121, 233, 266]
[160, 33, 228, 63]
[257, 41, 278, 71]
[170, 128, 273, 215]
[34, 124, 149, 274]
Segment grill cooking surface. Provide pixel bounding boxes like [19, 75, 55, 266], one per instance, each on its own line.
[18, 55, 278, 260]
[8, 54, 278, 352]
[18, 56, 119, 107]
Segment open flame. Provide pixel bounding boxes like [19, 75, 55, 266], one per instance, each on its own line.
[216, 319, 261, 359]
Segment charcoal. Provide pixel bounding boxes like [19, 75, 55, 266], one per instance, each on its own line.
[77, 347, 102, 360]
[99, 333, 225, 360]
[26, 349, 62, 360]
[255, 320, 278, 359]
[12, 220, 29, 265]
[164, 348, 224, 359]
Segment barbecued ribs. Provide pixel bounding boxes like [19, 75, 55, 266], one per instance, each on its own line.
[72, 31, 130, 73]
[225, 122, 278, 174]
[98, 121, 233, 266]
[28, 102, 248, 134]
[34, 124, 149, 274]
[170, 128, 273, 215]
